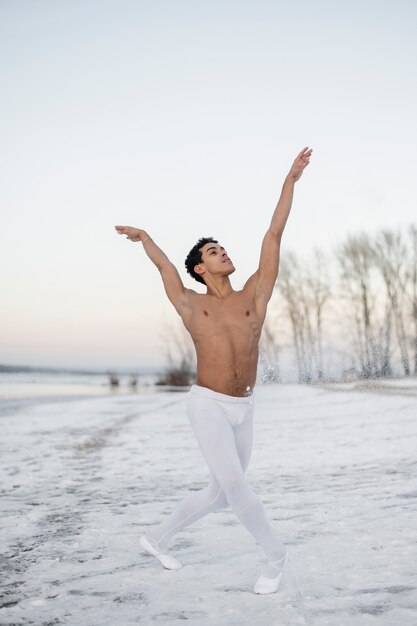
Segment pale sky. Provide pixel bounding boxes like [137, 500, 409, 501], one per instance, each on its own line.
[1, 0, 416, 369]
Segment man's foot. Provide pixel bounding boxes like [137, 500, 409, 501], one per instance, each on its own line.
[254, 550, 288, 595]
[140, 534, 182, 570]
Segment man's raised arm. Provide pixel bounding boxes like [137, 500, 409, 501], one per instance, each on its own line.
[114, 225, 190, 316]
[245, 147, 313, 306]
[267, 146, 312, 236]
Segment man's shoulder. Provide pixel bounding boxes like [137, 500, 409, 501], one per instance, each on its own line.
[186, 289, 222, 309]
[183, 288, 207, 304]
[184, 287, 201, 297]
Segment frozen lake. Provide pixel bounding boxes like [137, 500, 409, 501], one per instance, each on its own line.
[1, 381, 417, 625]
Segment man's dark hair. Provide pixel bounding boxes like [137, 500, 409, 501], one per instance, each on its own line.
[185, 237, 218, 285]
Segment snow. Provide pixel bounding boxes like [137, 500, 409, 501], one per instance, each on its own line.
[1, 383, 417, 625]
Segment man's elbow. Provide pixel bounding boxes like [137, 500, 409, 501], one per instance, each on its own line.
[267, 227, 283, 243]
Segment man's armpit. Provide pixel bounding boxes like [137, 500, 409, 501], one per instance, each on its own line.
[175, 288, 196, 311]
[254, 277, 274, 304]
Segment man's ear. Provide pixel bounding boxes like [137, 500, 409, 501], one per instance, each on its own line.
[194, 264, 205, 278]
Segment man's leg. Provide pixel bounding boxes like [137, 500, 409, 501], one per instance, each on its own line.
[187, 394, 287, 572]
[146, 397, 253, 550]
[146, 474, 226, 550]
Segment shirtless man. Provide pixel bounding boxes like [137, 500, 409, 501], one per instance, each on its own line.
[115, 146, 312, 594]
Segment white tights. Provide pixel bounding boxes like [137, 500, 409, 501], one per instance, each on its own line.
[147, 384, 286, 566]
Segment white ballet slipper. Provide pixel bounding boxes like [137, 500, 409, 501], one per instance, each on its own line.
[140, 534, 182, 570]
[254, 550, 289, 595]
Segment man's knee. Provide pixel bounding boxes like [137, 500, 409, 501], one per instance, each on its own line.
[220, 470, 247, 496]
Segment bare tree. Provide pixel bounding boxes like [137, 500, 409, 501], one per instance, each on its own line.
[275, 250, 331, 382]
[372, 229, 410, 376]
[304, 248, 332, 380]
[406, 224, 417, 374]
[277, 252, 311, 382]
[335, 233, 390, 378]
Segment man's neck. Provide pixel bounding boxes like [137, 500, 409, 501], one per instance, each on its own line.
[205, 277, 234, 299]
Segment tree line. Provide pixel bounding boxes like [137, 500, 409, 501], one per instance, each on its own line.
[261, 224, 417, 383]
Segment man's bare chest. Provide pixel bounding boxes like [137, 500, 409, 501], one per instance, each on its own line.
[187, 294, 261, 336]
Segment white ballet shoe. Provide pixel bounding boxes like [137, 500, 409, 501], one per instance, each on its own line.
[140, 534, 183, 570]
[254, 550, 289, 595]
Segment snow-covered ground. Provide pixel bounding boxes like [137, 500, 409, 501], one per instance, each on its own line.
[1, 382, 417, 626]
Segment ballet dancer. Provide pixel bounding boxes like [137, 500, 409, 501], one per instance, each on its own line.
[115, 146, 312, 594]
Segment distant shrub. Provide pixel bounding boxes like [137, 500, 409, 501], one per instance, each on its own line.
[156, 361, 195, 387]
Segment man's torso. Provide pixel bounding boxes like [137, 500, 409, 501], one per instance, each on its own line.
[180, 288, 266, 397]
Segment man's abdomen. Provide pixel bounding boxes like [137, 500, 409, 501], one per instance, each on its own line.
[195, 340, 258, 397]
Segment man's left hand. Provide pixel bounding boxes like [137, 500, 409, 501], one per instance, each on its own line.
[288, 147, 313, 182]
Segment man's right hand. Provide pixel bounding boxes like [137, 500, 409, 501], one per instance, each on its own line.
[115, 225, 148, 242]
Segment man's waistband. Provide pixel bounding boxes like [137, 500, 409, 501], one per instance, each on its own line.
[189, 383, 254, 403]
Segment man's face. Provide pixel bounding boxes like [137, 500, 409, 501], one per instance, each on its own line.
[196, 242, 235, 281]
